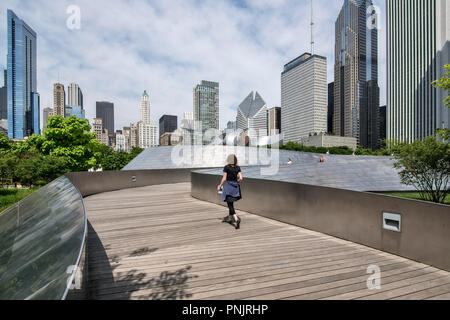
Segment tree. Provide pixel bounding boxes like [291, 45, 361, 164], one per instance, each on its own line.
[392, 136, 450, 204]
[0, 153, 16, 186]
[28, 116, 100, 171]
[0, 132, 13, 152]
[97, 146, 144, 171]
[432, 64, 450, 140]
[101, 151, 132, 171]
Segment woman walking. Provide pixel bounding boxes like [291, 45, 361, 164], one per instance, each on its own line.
[217, 154, 243, 229]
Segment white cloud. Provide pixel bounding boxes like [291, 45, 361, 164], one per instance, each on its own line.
[0, 0, 387, 131]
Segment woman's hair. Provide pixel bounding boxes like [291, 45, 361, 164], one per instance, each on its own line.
[226, 154, 238, 166]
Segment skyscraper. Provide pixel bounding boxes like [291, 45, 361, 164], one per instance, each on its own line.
[7, 10, 40, 139]
[236, 91, 268, 141]
[193, 81, 219, 135]
[181, 112, 194, 145]
[43, 107, 52, 131]
[159, 115, 178, 143]
[267, 107, 281, 136]
[0, 71, 7, 120]
[387, 0, 449, 143]
[227, 121, 237, 130]
[379, 105, 386, 144]
[327, 82, 334, 134]
[140, 90, 151, 124]
[281, 53, 327, 143]
[67, 83, 83, 108]
[333, 0, 379, 148]
[361, 80, 380, 150]
[96, 101, 115, 137]
[65, 105, 85, 119]
[92, 118, 108, 145]
[53, 83, 65, 117]
[137, 91, 158, 148]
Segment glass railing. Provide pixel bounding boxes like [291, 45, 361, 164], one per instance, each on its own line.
[0, 176, 87, 300]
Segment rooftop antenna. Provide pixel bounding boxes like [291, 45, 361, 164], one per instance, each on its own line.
[310, 0, 315, 55]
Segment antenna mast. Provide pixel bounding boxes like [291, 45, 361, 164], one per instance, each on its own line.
[310, 0, 314, 55]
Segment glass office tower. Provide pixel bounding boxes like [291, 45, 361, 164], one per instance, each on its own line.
[193, 80, 219, 134]
[7, 9, 40, 139]
[334, 0, 380, 149]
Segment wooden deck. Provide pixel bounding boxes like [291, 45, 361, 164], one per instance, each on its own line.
[84, 183, 450, 300]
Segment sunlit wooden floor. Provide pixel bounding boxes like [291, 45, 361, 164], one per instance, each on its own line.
[84, 183, 450, 300]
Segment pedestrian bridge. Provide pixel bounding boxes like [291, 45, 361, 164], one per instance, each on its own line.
[85, 182, 450, 300]
[1, 167, 450, 300]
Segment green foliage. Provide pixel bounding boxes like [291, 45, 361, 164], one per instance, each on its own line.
[432, 64, 450, 107]
[0, 151, 70, 188]
[392, 136, 450, 204]
[0, 132, 13, 152]
[98, 147, 144, 171]
[0, 188, 38, 212]
[280, 141, 354, 155]
[36, 116, 100, 171]
[0, 116, 142, 188]
[382, 192, 450, 205]
[432, 64, 450, 140]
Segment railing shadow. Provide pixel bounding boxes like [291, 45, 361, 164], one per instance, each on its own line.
[87, 221, 198, 300]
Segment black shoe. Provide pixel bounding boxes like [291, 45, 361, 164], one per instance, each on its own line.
[222, 216, 232, 223]
[235, 218, 241, 230]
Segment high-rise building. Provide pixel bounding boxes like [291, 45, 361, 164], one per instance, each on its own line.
[281, 53, 327, 143]
[334, 0, 379, 148]
[96, 101, 115, 137]
[379, 105, 386, 144]
[53, 83, 65, 117]
[43, 107, 53, 131]
[140, 90, 151, 124]
[236, 91, 268, 141]
[181, 112, 194, 145]
[92, 118, 108, 145]
[227, 121, 237, 130]
[130, 123, 139, 148]
[193, 81, 219, 137]
[121, 126, 131, 153]
[327, 82, 334, 134]
[159, 115, 178, 143]
[0, 119, 7, 137]
[7, 10, 40, 139]
[65, 105, 85, 119]
[387, 0, 449, 143]
[361, 80, 380, 150]
[0, 70, 7, 120]
[267, 107, 281, 136]
[138, 121, 158, 148]
[115, 130, 128, 152]
[67, 83, 83, 108]
[136, 91, 158, 148]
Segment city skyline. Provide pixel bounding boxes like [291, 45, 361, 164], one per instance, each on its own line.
[0, 0, 387, 131]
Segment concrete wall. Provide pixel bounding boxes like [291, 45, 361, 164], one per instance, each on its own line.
[65, 169, 195, 197]
[191, 171, 450, 272]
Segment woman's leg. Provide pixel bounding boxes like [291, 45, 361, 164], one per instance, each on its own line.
[228, 201, 240, 223]
[227, 201, 235, 216]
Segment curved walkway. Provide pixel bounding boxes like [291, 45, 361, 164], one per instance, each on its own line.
[84, 183, 450, 300]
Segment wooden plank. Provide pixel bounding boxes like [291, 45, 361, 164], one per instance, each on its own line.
[84, 183, 450, 300]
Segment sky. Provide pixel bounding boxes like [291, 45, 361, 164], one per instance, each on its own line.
[0, 0, 386, 131]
